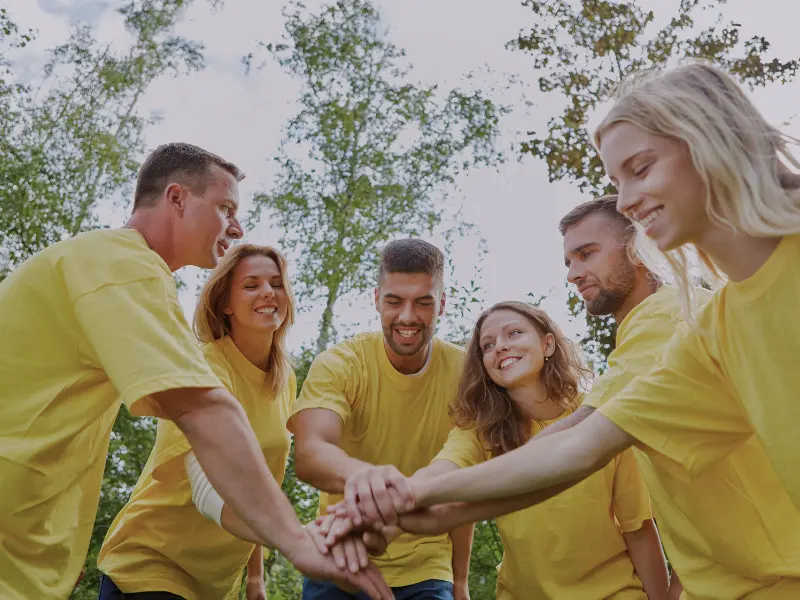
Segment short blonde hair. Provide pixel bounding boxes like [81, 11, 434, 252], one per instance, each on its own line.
[594, 62, 800, 323]
[194, 244, 295, 394]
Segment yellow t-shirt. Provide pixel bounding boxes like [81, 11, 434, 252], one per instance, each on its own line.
[435, 411, 649, 600]
[290, 332, 464, 587]
[98, 336, 295, 599]
[0, 229, 223, 600]
[599, 234, 800, 510]
[587, 286, 800, 598]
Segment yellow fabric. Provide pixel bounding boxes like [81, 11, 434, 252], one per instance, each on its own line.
[436, 411, 649, 600]
[290, 332, 464, 586]
[0, 229, 222, 600]
[590, 286, 800, 598]
[98, 336, 295, 599]
[599, 235, 800, 514]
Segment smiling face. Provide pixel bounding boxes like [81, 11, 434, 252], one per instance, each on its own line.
[563, 212, 637, 317]
[375, 271, 445, 358]
[223, 254, 289, 337]
[599, 122, 709, 252]
[479, 308, 554, 390]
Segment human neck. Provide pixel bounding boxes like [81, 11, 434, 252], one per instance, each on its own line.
[697, 225, 782, 282]
[229, 326, 274, 371]
[612, 272, 661, 324]
[124, 210, 182, 271]
[506, 378, 566, 422]
[383, 338, 431, 375]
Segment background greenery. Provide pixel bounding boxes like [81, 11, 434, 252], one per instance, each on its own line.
[1, 0, 796, 598]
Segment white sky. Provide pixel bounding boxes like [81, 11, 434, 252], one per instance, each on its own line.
[6, 0, 800, 352]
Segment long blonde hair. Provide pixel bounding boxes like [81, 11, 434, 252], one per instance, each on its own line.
[594, 61, 800, 323]
[451, 301, 592, 457]
[193, 244, 295, 394]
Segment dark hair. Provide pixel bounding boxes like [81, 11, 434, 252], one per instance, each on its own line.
[378, 239, 445, 285]
[451, 301, 592, 457]
[558, 194, 634, 239]
[133, 142, 245, 210]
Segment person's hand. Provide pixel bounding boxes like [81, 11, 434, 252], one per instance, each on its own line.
[317, 513, 389, 556]
[341, 465, 415, 528]
[285, 523, 394, 600]
[245, 576, 267, 600]
[454, 580, 470, 600]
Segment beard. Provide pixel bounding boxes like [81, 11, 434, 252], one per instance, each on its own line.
[584, 260, 637, 317]
[382, 320, 434, 357]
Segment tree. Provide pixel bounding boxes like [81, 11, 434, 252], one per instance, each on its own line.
[508, 0, 799, 365]
[0, 0, 206, 279]
[248, 0, 506, 354]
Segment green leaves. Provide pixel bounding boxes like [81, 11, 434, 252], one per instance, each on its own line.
[250, 0, 505, 352]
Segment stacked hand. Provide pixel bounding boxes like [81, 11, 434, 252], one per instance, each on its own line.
[286, 521, 394, 600]
[341, 465, 416, 528]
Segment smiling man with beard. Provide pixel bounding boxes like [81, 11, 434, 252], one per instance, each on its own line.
[289, 239, 471, 600]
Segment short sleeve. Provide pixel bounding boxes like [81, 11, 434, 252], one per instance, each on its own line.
[599, 324, 752, 478]
[610, 449, 651, 532]
[584, 308, 675, 409]
[73, 278, 223, 417]
[433, 426, 488, 469]
[288, 344, 362, 431]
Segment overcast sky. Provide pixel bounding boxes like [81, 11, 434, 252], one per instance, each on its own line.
[7, 0, 800, 351]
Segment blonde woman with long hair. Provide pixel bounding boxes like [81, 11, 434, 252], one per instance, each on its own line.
[323, 62, 800, 598]
[96, 244, 298, 600]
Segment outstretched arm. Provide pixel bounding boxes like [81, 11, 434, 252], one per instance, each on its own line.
[412, 412, 634, 507]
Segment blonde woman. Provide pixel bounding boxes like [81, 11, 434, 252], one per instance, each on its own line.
[326, 63, 800, 598]
[97, 244, 298, 599]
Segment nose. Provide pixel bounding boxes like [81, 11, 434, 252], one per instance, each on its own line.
[496, 335, 511, 353]
[262, 283, 275, 299]
[616, 185, 640, 220]
[228, 217, 244, 240]
[398, 302, 415, 323]
[567, 262, 586, 286]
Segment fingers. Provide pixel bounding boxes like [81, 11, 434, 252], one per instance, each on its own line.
[304, 521, 330, 556]
[342, 537, 361, 573]
[318, 513, 336, 536]
[356, 474, 383, 525]
[343, 475, 363, 527]
[331, 540, 347, 570]
[382, 467, 415, 513]
[368, 470, 396, 526]
[325, 515, 355, 547]
[350, 564, 394, 600]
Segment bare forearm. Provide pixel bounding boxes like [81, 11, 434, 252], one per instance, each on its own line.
[174, 390, 305, 552]
[412, 415, 631, 507]
[537, 405, 595, 438]
[247, 545, 265, 582]
[296, 440, 372, 494]
[449, 523, 474, 586]
[623, 520, 669, 600]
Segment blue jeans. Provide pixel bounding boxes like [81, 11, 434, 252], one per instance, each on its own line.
[98, 574, 185, 599]
[302, 578, 453, 600]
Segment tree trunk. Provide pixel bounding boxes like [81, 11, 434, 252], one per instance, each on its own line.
[315, 285, 339, 354]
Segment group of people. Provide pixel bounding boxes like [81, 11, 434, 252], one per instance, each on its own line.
[1, 59, 799, 600]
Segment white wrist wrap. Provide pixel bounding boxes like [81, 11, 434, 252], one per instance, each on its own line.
[185, 451, 225, 526]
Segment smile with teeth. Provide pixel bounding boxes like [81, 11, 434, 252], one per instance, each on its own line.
[396, 328, 420, 339]
[638, 208, 662, 228]
[255, 307, 276, 315]
[499, 357, 520, 370]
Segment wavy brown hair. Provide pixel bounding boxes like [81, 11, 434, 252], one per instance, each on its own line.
[193, 244, 295, 395]
[451, 301, 593, 457]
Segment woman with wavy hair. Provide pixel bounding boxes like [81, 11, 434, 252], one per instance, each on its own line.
[96, 244, 298, 600]
[413, 301, 668, 599]
[388, 62, 800, 587]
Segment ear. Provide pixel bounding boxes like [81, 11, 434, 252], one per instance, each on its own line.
[544, 333, 556, 358]
[222, 305, 233, 316]
[374, 287, 380, 312]
[165, 183, 186, 214]
[438, 289, 447, 317]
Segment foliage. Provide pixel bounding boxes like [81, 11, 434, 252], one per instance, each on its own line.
[248, 0, 506, 354]
[509, 0, 799, 365]
[0, 0, 205, 279]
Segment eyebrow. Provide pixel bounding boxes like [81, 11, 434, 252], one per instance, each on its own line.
[384, 293, 435, 301]
[564, 242, 597, 266]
